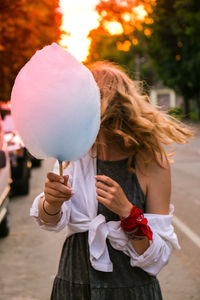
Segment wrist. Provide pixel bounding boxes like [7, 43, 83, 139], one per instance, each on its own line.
[120, 206, 153, 241]
[120, 202, 133, 218]
[42, 198, 62, 216]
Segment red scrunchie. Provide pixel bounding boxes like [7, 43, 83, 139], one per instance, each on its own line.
[120, 206, 153, 241]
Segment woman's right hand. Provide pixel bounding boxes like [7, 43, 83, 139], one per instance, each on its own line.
[44, 172, 74, 210]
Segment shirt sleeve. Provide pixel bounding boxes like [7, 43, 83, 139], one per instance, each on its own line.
[127, 232, 173, 275]
[126, 205, 180, 276]
[30, 192, 72, 232]
[29, 161, 74, 232]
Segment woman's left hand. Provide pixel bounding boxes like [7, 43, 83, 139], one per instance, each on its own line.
[95, 175, 133, 217]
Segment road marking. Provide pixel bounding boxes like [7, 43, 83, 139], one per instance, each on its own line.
[0, 185, 10, 206]
[0, 206, 7, 222]
[173, 215, 200, 249]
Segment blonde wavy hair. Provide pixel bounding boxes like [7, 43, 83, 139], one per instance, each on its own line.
[87, 61, 193, 172]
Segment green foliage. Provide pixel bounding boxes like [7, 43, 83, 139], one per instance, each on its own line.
[167, 106, 183, 120]
[87, 26, 135, 70]
[0, 0, 63, 101]
[189, 111, 199, 121]
[146, 0, 200, 117]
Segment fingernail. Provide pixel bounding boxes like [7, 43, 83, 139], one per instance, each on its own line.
[60, 178, 64, 183]
[71, 191, 75, 195]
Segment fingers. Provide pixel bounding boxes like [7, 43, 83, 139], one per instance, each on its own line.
[95, 175, 116, 187]
[44, 184, 73, 207]
[47, 172, 69, 185]
[96, 187, 109, 199]
[44, 172, 73, 209]
[96, 195, 111, 208]
[44, 193, 68, 205]
[47, 172, 65, 183]
[45, 180, 73, 195]
[63, 175, 69, 186]
[95, 175, 117, 203]
[44, 186, 72, 198]
[95, 180, 110, 192]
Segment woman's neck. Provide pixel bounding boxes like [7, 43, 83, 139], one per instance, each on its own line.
[97, 134, 128, 161]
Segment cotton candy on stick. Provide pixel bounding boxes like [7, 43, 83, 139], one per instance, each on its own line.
[11, 43, 100, 175]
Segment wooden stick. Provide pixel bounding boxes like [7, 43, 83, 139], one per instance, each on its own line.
[59, 160, 63, 177]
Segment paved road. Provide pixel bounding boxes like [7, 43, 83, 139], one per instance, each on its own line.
[158, 125, 200, 300]
[0, 125, 200, 300]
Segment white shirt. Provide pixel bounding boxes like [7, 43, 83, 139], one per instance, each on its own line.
[30, 151, 180, 275]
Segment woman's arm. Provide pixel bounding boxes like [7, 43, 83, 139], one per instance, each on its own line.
[145, 155, 171, 214]
[131, 154, 171, 254]
[95, 154, 171, 255]
[38, 172, 73, 224]
[30, 161, 74, 231]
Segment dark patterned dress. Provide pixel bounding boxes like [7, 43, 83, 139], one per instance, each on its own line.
[51, 157, 163, 300]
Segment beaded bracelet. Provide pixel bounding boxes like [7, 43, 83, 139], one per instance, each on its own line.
[42, 199, 61, 216]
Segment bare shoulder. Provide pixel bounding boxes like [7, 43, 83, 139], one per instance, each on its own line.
[136, 152, 171, 214]
[147, 153, 171, 214]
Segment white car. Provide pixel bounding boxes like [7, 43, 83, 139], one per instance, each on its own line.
[1, 108, 31, 196]
[0, 114, 11, 237]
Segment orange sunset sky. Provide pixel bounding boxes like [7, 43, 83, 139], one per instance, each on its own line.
[59, 0, 99, 62]
[59, 0, 147, 62]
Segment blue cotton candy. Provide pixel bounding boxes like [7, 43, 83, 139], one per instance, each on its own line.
[11, 43, 100, 161]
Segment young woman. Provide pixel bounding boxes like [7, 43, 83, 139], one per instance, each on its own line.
[30, 61, 193, 300]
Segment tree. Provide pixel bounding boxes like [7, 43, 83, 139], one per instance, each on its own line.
[146, 0, 200, 118]
[0, 0, 63, 101]
[87, 25, 135, 70]
[86, 0, 156, 87]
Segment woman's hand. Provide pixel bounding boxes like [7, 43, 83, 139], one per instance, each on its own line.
[95, 175, 133, 217]
[44, 172, 74, 210]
